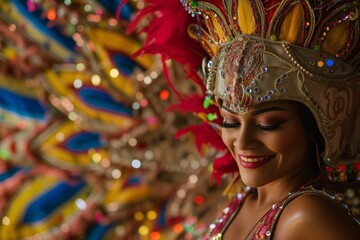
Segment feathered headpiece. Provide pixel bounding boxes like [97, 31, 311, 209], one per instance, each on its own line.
[130, 0, 360, 181]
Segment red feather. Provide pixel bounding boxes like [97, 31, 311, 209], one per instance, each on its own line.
[127, 0, 206, 69]
[128, 0, 238, 184]
[175, 122, 226, 153]
[167, 94, 223, 126]
[212, 151, 238, 186]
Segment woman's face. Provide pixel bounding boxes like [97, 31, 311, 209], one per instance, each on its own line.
[220, 101, 312, 187]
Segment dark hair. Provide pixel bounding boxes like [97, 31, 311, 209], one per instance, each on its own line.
[296, 102, 325, 164]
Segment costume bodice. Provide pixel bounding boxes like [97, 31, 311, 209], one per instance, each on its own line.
[206, 185, 360, 240]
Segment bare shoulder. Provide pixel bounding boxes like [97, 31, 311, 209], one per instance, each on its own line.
[274, 193, 360, 240]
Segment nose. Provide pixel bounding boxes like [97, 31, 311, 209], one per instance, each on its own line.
[232, 124, 258, 150]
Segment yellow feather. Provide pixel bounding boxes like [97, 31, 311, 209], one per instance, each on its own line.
[237, 0, 256, 34]
[322, 21, 349, 55]
[279, 3, 304, 43]
[210, 15, 227, 42]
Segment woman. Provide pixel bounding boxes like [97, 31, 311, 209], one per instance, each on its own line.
[130, 0, 360, 238]
[215, 100, 360, 239]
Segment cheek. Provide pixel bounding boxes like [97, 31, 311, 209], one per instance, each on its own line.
[221, 130, 233, 150]
[264, 129, 308, 155]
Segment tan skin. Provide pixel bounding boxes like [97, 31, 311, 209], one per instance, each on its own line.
[219, 101, 360, 239]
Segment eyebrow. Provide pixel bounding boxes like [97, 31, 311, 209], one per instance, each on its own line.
[251, 106, 290, 116]
[220, 106, 291, 116]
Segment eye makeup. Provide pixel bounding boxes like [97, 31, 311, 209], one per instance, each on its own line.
[222, 121, 241, 128]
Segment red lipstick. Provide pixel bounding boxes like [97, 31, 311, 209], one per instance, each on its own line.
[237, 155, 274, 169]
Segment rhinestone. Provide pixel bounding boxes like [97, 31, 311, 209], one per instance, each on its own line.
[254, 87, 260, 93]
[270, 34, 277, 41]
[257, 96, 263, 102]
[266, 231, 272, 237]
[276, 78, 283, 84]
[279, 88, 286, 94]
[313, 45, 321, 51]
[272, 204, 276, 209]
[221, 69, 226, 79]
[336, 194, 344, 201]
[223, 207, 229, 214]
[226, 36, 233, 42]
[251, 80, 258, 86]
[282, 73, 288, 79]
[207, 60, 213, 68]
[245, 87, 253, 94]
[263, 67, 268, 73]
[237, 193, 244, 199]
[265, 95, 271, 101]
[209, 223, 216, 229]
[267, 90, 274, 95]
[190, 0, 198, 7]
[317, 60, 324, 67]
[203, 96, 211, 109]
[218, 218, 224, 223]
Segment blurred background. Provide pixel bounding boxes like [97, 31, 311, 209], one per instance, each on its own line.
[0, 0, 224, 239]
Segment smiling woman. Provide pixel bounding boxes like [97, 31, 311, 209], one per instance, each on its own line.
[220, 101, 316, 188]
[131, 0, 360, 239]
[218, 101, 344, 239]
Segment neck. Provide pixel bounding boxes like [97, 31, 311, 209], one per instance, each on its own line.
[254, 161, 321, 208]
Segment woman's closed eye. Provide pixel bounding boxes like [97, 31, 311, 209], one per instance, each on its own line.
[256, 120, 286, 131]
[222, 121, 284, 130]
[222, 121, 240, 128]
[256, 123, 281, 131]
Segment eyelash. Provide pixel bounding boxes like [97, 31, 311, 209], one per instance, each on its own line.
[222, 122, 240, 128]
[221, 121, 282, 131]
[257, 124, 281, 131]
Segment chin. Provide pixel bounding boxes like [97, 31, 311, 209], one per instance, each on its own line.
[238, 166, 273, 188]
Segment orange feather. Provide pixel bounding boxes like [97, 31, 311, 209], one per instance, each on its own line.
[279, 3, 304, 43]
[237, 0, 256, 34]
[323, 21, 349, 55]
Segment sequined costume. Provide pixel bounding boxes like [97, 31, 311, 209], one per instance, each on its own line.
[207, 185, 360, 240]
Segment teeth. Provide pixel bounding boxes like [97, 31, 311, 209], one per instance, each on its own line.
[240, 156, 268, 163]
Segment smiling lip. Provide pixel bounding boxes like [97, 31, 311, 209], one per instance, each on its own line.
[237, 155, 274, 169]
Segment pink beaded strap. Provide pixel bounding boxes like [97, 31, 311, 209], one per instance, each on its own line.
[207, 186, 253, 240]
[207, 185, 359, 240]
[248, 185, 360, 239]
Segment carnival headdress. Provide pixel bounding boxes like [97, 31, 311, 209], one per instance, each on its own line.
[180, 0, 360, 167]
[131, 0, 360, 173]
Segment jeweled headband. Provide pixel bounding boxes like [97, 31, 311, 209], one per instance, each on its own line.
[182, 0, 360, 166]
